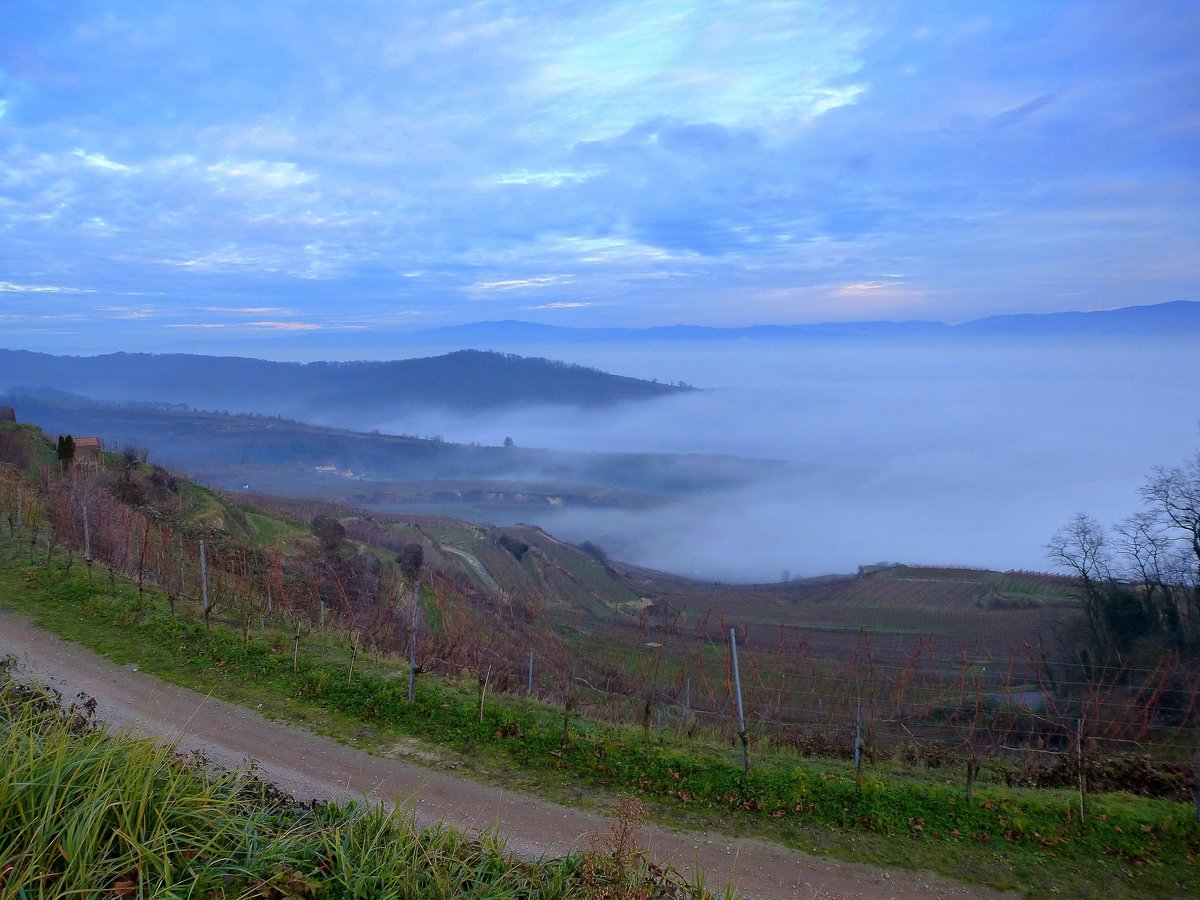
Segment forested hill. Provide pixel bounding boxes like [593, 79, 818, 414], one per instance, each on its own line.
[0, 348, 690, 415]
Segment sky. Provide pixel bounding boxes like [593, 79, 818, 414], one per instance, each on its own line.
[1, 0, 1198, 351]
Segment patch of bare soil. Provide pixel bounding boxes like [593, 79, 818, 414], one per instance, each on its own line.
[383, 736, 463, 770]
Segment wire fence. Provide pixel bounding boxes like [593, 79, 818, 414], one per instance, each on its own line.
[3, 464, 1198, 801]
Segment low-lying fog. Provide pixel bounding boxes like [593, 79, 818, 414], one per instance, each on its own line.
[335, 336, 1199, 583]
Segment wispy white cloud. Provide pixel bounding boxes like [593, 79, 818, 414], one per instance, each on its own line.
[831, 279, 923, 307]
[470, 275, 573, 292]
[492, 168, 600, 187]
[352, 310, 425, 326]
[0, 281, 93, 294]
[550, 235, 678, 264]
[72, 149, 136, 173]
[522, 301, 594, 309]
[165, 320, 365, 332]
[244, 321, 323, 331]
[167, 244, 341, 279]
[0, 313, 89, 322]
[205, 159, 315, 189]
[99, 306, 159, 319]
[170, 249, 263, 271]
[520, 0, 868, 138]
[834, 281, 899, 295]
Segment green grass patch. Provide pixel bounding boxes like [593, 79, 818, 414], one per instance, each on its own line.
[239, 507, 307, 549]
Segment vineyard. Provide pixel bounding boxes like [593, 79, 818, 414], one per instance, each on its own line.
[5, 420, 1200, 896]
[2, 419, 1199, 802]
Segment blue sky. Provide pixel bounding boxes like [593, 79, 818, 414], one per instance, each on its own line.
[1, 0, 1198, 350]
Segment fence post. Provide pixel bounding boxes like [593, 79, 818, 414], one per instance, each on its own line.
[407, 582, 420, 703]
[1077, 717, 1087, 826]
[199, 539, 208, 613]
[527, 650, 534, 696]
[730, 627, 748, 774]
[82, 501, 93, 584]
[854, 701, 863, 777]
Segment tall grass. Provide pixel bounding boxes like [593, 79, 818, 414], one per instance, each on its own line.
[1, 679, 276, 896]
[0, 674, 721, 899]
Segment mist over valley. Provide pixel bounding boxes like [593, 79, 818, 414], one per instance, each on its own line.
[355, 328, 1200, 581]
[5, 304, 1196, 582]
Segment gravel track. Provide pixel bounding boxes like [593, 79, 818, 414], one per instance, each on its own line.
[0, 607, 1015, 900]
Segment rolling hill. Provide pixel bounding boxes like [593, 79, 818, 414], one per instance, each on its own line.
[0, 348, 691, 418]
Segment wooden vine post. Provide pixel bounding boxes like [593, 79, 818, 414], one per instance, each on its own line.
[730, 627, 748, 774]
[1194, 750, 1199, 824]
[199, 539, 211, 642]
[1077, 717, 1088, 827]
[407, 582, 420, 703]
[82, 501, 93, 586]
[854, 700, 864, 786]
[292, 618, 303, 675]
[348, 631, 360, 686]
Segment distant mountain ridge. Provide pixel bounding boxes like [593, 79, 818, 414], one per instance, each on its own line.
[957, 300, 1200, 336]
[0, 348, 689, 417]
[395, 300, 1199, 345]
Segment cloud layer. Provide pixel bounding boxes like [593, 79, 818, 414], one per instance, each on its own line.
[1, 1, 1197, 349]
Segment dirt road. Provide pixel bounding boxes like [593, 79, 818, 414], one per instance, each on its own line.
[0, 607, 1014, 900]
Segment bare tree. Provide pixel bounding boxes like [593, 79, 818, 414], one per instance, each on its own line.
[1141, 449, 1200, 620]
[1046, 513, 1114, 648]
[1049, 444, 1200, 662]
[1113, 511, 1182, 640]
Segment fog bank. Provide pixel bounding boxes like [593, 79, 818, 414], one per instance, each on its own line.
[354, 337, 1198, 581]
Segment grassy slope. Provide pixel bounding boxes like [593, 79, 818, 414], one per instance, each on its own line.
[0, 537, 1196, 899]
